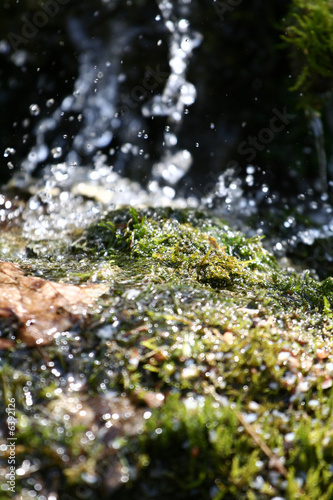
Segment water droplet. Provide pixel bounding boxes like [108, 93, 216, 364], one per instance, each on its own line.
[165, 132, 177, 146]
[29, 104, 40, 116]
[51, 147, 63, 159]
[46, 98, 55, 108]
[170, 56, 186, 74]
[4, 147, 15, 157]
[0, 39, 10, 54]
[28, 144, 48, 163]
[61, 96, 74, 111]
[178, 19, 190, 32]
[162, 186, 175, 198]
[11, 50, 28, 67]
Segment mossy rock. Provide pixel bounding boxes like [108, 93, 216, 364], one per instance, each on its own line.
[1, 207, 333, 499]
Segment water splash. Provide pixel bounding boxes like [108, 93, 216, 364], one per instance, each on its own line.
[9, 0, 333, 273]
[21, 16, 123, 176]
[308, 108, 328, 193]
[10, 0, 203, 233]
[144, 0, 202, 189]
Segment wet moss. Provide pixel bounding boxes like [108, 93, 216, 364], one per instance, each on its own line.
[2, 207, 333, 498]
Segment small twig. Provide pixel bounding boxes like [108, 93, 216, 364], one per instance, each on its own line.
[209, 387, 305, 496]
[236, 411, 288, 478]
[209, 388, 287, 476]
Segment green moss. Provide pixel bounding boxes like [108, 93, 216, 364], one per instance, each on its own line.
[2, 207, 333, 498]
[123, 394, 262, 499]
[89, 208, 276, 289]
[86, 207, 332, 313]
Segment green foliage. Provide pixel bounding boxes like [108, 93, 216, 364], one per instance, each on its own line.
[286, 411, 333, 499]
[92, 208, 274, 291]
[97, 207, 147, 251]
[282, 0, 333, 110]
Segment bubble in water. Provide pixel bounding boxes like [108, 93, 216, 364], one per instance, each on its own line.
[51, 147, 63, 159]
[29, 104, 40, 116]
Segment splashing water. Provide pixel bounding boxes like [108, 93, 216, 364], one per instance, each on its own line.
[9, 0, 202, 238]
[21, 14, 124, 177]
[15, 0, 201, 207]
[308, 109, 328, 193]
[5, 0, 333, 272]
[144, 0, 202, 190]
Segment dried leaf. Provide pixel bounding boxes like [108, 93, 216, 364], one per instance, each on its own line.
[0, 261, 108, 346]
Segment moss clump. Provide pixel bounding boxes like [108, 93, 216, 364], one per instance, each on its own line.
[90, 207, 277, 289]
[87, 207, 333, 313]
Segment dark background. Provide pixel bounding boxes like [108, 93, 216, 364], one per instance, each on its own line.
[0, 0, 331, 196]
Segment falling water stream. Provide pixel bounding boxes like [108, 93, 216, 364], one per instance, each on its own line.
[143, 0, 202, 189]
[308, 108, 328, 194]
